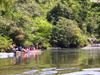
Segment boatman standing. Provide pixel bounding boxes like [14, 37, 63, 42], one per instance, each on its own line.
[11, 43, 16, 56]
[11, 43, 16, 64]
[35, 42, 38, 50]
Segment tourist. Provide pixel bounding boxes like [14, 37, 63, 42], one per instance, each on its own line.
[35, 42, 38, 50]
[18, 45, 22, 51]
[11, 43, 16, 56]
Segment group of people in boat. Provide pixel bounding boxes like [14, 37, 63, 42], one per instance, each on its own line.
[11, 42, 39, 64]
[11, 42, 38, 56]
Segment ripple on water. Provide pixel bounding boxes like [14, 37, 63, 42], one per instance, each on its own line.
[60, 68, 100, 75]
[42, 67, 56, 71]
[23, 70, 39, 74]
[60, 71, 100, 75]
[40, 71, 57, 75]
[82, 68, 100, 72]
[6, 74, 23, 75]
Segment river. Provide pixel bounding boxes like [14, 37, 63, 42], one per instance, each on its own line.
[0, 48, 100, 75]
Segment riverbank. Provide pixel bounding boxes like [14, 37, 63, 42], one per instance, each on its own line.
[82, 44, 100, 50]
[47, 44, 100, 50]
[47, 47, 62, 50]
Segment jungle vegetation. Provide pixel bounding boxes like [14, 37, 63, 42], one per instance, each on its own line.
[0, 0, 100, 51]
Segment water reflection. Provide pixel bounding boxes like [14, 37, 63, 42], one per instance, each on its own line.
[49, 49, 100, 73]
[50, 50, 79, 64]
[14, 51, 42, 65]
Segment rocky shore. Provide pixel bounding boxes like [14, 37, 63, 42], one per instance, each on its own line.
[82, 44, 100, 50]
[47, 47, 62, 50]
[47, 44, 100, 50]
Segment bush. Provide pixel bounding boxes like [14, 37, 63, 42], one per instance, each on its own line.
[0, 35, 12, 52]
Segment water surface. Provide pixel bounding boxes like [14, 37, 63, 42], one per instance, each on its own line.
[0, 48, 100, 75]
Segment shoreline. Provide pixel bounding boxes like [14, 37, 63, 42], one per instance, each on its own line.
[47, 44, 100, 50]
[81, 44, 100, 50]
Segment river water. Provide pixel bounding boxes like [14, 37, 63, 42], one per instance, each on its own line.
[0, 48, 100, 75]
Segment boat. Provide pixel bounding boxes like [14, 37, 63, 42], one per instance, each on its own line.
[0, 50, 43, 59]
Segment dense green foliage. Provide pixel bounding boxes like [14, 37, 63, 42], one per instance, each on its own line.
[0, 0, 100, 51]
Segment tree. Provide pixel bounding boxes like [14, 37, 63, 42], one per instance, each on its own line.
[50, 17, 88, 47]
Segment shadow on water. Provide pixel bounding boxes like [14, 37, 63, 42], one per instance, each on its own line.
[1, 48, 100, 75]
